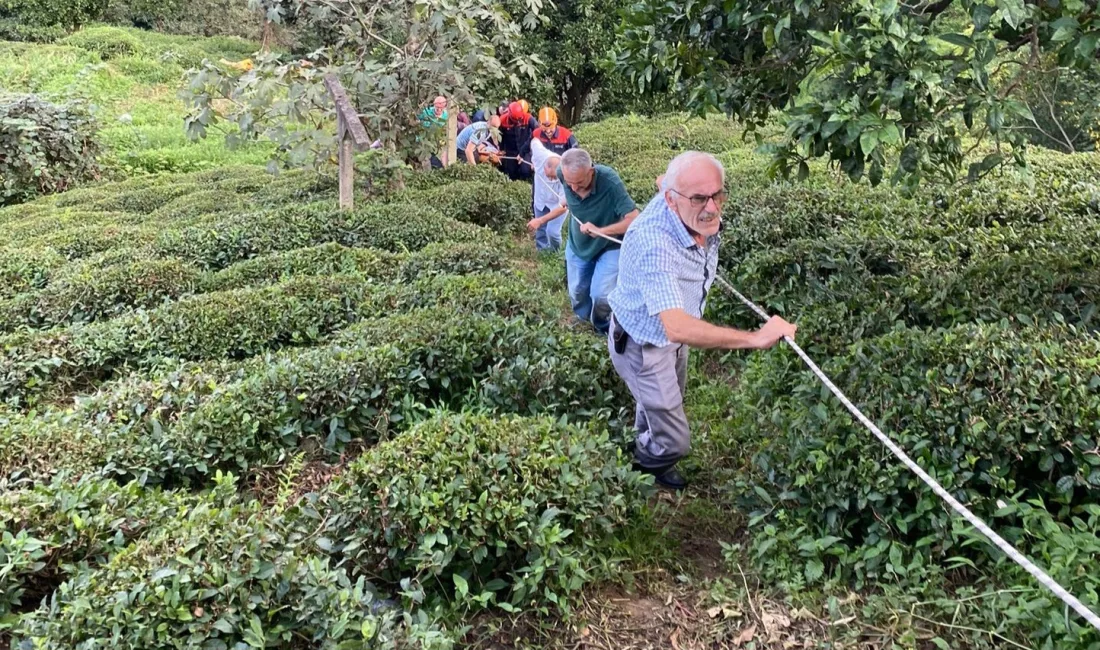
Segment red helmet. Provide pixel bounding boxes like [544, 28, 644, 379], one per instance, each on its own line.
[508, 101, 525, 122]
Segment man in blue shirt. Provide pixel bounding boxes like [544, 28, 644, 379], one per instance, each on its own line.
[456, 115, 501, 164]
[557, 148, 639, 334]
[607, 151, 798, 490]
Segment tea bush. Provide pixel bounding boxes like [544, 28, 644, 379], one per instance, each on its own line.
[388, 180, 531, 233]
[202, 243, 401, 293]
[318, 413, 647, 613]
[155, 202, 489, 270]
[0, 274, 377, 407]
[723, 322, 1100, 579]
[0, 475, 193, 627]
[59, 26, 143, 59]
[0, 303, 624, 486]
[0, 259, 202, 331]
[13, 474, 456, 650]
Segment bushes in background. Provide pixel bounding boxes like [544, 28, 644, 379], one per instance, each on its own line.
[0, 0, 105, 42]
[58, 26, 143, 59]
[0, 95, 101, 205]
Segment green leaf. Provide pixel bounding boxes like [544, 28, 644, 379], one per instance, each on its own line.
[804, 559, 825, 582]
[937, 33, 973, 48]
[859, 130, 879, 156]
[453, 573, 469, 597]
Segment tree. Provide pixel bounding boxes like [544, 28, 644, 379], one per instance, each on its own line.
[616, 0, 1100, 187]
[503, 0, 629, 125]
[184, 0, 537, 173]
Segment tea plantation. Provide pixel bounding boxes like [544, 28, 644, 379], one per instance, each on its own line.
[3, 68, 1100, 650]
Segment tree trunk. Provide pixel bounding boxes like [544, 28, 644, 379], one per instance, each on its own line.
[260, 18, 274, 52]
[560, 74, 596, 126]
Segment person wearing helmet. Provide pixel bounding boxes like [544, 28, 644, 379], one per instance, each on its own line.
[532, 107, 578, 156]
[499, 101, 539, 181]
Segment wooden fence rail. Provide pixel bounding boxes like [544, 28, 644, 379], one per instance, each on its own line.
[323, 74, 371, 210]
[324, 75, 459, 210]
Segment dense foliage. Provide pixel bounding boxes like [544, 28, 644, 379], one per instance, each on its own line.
[183, 0, 537, 170]
[0, 0, 106, 42]
[616, 0, 1100, 187]
[0, 155, 644, 646]
[0, 94, 101, 205]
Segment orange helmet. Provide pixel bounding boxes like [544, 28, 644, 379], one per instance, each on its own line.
[519, 99, 530, 116]
[538, 107, 558, 131]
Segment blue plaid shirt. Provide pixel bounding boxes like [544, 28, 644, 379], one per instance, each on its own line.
[608, 193, 721, 347]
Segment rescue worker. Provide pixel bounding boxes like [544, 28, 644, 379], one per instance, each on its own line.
[557, 148, 638, 333]
[417, 96, 449, 168]
[500, 101, 538, 181]
[532, 107, 578, 156]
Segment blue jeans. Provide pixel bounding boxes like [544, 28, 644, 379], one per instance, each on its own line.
[534, 206, 565, 252]
[565, 245, 620, 334]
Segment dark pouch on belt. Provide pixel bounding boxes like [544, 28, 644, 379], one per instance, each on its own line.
[613, 323, 628, 354]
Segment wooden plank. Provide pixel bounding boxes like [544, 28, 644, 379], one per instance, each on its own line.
[337, 117, 354, 210]
[323, 74, 370, 147]
[445, 108, 458, 167]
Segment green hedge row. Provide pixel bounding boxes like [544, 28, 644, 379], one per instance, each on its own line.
[0, 259, 202, 331]
[317, 412, 647, 613]
[11, 475, 454, 650]
[0, 241, 506, 333]
[0, 475, 194, 627]
[727, 322, 1100, 575]
[710, 231, 1100, 351]
[0, 302, 624, 487]
[155, 202, 489, 270]
[387, 180, 531, 234]
[0, 275, 377, 407]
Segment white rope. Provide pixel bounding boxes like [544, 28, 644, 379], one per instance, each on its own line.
[576, 221, 1100, 633]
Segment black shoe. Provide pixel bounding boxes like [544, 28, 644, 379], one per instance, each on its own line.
[632, 461, 688, 491]
[652, 467, 687, 491]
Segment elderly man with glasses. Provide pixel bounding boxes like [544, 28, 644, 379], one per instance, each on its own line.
[607, 151, 798, 490]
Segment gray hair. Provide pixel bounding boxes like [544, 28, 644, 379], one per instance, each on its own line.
[663, 151, 725, 192]
[560, 148, 593, 174]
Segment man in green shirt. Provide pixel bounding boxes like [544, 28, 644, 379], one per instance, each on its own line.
[557, 148, 639, 334]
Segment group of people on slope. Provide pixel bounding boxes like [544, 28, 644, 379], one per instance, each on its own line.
[425, 98, 802, 491]
[533, 146, 801, 491]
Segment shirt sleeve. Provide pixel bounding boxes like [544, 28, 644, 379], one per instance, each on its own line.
[639, 244, 684, 316]
[611, 176, 637, 218]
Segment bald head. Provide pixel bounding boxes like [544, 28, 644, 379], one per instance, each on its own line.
[662, 151, 725, 192]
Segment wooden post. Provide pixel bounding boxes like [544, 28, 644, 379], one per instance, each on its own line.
[445, 108, 458, 167]
[323, 74, 371, 210]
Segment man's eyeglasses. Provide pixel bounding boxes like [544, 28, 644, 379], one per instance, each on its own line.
[670, 189, 728, 208]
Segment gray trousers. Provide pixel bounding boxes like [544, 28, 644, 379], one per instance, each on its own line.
[608, 317, 690, 469]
